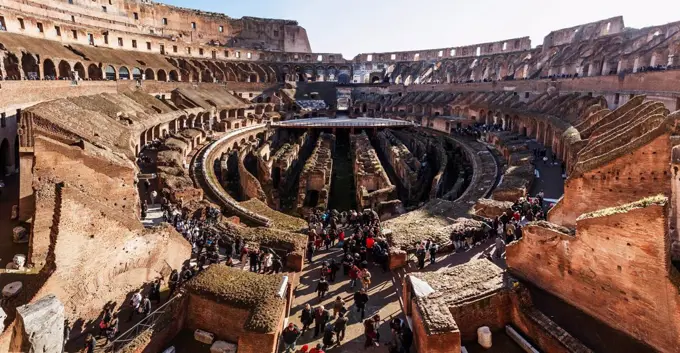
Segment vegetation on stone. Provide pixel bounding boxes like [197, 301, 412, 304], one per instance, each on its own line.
[186, 266, 285, 333]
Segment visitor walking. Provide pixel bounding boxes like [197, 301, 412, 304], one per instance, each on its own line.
[301, 304, 314, 332]
[354, 289, 369, 320]
[282, 322, 302, 353]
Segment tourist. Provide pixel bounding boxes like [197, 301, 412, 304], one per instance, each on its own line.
[248, 248, 260, 272]
[104, 313, 119, 344]
[282, 322, 301, 353]
[334, 311, 349, 343]
[168, 270, 179, 297]
[360, 267, 372, 290]
[272, 256, 283, 273]
[342, 254, 353, 276]
[313, 305, 331, 338]
[428, 243, 438, 265]
[141, 294, 152, 317]
[354, 289, 369, 320]
[329, 259, 339, 282]
[99, 307, 112, 338]
[82, 334, 96, 353]
[149, 278, 162, 304]
[263, 251, 274, 273]
[309, 343, 325, 353]
[150, 189, 158, 205]
[128, 289, 143, 322]
[332, 296, 346, 317]
[306, 242, 315, 264]
[301, 303, 314, 332]
[349, 264, 360, 288]
[322, 322, 336, 349]
[316, 276, 330, 299]
[495, 235, 505, 259]
[364, 315, 380, 348]
[416, 245, 426, 269]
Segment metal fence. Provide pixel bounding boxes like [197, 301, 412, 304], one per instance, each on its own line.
[271, 120, 414, 128]
[107, 294, 183, 353]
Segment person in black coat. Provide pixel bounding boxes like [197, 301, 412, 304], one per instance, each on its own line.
[334, 312, 349, 343]
[300, 303, 314, 332]
[313, 305, 331, 337]
[316, 277, 329, 299]
[354, 289, 369, 320]
[329, 260, 339, 282]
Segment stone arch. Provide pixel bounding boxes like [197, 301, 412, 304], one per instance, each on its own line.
[131, 67, 142, 80]
[265, 105, 273, 113]
[119, 66, 130, 80]
[169, 70, 179, 82]
[88, 64, 103, 80]
[202, 69, 214, 82]
[43, 58, 57, 79]
[3, 53, 20, 80]
[73, 62, 85, 80]
[144, 68, 155, 80]
[157, 69, 167, 81]
[58, 60, 71, 79]
[21, 53, 39, 80]
[105, 65, 116, 80]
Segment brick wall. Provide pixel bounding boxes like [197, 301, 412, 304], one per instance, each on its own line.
[549, 133, 671, 227]
[507, 202, 680, 353]
[185, 294, 282, 353]
[410, 297, 461, 353]
[449, 292, 512, 342]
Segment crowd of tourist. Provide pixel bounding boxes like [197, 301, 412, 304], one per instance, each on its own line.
[278, 207, 413, 353]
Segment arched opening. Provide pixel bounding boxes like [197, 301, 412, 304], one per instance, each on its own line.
[132, 67, 142, 80]
[144, 68, 155, 80]
[73, 62, 85, 80]
[58, 60, 71, 79]
[119, 66, 130, 80]
[0, 138, 10, 175]
[21, 53, 39, 80]
[169, 70, 179, 82]
[202, 69, 214, 82]
[43, 59, 57, 80]
[264, 105, 273, 113]
[338, 73, 350, 84]
[157, 69, 167, 81]
[105, 65, 116, 80]
[249, 74, 257, 82]
[371, 76, 381, 84]
[304, 190, 320, 208]
[3, 53, 20, 80]
[88, 64, 103, 80]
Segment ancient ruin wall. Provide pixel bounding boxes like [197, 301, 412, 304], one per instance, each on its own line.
[507, 199, 680, 353]
[549, 133, 671, 227]
[237, 151, 267, 202]
[350, 132, 396, 210]
[296, 133, 334, 215]
[376, 130, 419, 203]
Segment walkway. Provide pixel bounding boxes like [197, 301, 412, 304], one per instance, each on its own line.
[272, 117, 414, 129]
[287, 234, 510, 353]
[526, 140, 565, 204]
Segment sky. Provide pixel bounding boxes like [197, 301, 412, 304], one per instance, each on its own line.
[159, 0, 680, 59]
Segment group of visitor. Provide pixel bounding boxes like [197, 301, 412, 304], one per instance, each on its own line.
[493, 192, 549, 258]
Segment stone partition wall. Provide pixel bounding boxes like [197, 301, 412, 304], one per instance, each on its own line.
[507, 198, 680, 353]
[375, 129, 420, 203]
[350, 131, 397, 210]
[296, 133, 334, 215]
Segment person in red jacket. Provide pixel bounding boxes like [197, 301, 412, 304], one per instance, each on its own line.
[309, 343, 325, 353]
[349, 264, 360, 289]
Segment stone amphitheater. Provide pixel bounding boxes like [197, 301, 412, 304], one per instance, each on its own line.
[0, 1, 678, 353]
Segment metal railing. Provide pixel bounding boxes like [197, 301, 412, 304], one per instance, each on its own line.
[107, 294, 183, 353]
[271, 120, 415, 128]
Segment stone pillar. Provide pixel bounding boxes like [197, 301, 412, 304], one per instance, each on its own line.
[10, 294, 65, 353]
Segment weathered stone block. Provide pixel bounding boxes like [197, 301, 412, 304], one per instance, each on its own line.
[10, 294, 65, 353]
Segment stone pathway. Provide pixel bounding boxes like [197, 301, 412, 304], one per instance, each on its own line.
[142, 204, 164, 228]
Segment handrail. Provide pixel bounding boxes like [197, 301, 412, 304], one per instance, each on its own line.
[272, 120, 415, 128]
[107, 293, 183, 353]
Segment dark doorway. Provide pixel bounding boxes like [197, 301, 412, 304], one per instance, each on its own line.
[304, 190, 320, 208]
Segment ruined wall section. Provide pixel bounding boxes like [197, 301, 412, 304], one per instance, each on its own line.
[296, 133, 334, 215]
[350, 132, 397, 210]
[237, 150, 267, 203]
[549, 129, 671, 228]
[375, 129, 420, 204]
[507, 198, 680, 353]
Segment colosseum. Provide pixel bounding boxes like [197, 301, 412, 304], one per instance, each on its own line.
[0, 1, 678, 353]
